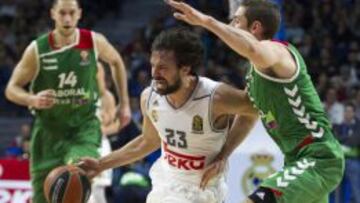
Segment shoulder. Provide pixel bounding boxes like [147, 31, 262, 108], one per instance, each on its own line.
[213, 83, 243, 101]
[140, 86, 153, 111]
[197, 76, 219, 95]
[21, 41, 38, 59]
[212, 83, 253, 115]
[140, 87, 153, 103]
[92, 31, 108, 43]
[260, 40, 288, 53]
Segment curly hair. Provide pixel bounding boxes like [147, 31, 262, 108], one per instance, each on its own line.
[151, 27, 204, 74]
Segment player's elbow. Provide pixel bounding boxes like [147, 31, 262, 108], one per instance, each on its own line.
[5, 84, 14, 101]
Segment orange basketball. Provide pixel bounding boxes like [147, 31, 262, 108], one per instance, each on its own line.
[44, 165, 91, 203]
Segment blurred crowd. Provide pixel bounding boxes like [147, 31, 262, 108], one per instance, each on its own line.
[1, 0, 360, 202]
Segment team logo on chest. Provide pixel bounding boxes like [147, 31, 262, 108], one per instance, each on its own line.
[80, 50, 90, 66]
[191, 115, 204, 134]
[263, 111, 278, 130]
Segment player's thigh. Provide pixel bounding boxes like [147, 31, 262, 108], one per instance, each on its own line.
[64, 119, 101, 164]
[310, 194, 328, 203]
[260, 158, 327, 203]
[31, 170, 51, 203]
[31, 124, 65, 171]
[64, 142, 100, 164]
[31, 126, 66, 203]
[242, 198, 254, 203]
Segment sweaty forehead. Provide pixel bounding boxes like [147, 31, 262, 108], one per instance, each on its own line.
[151, 50, 176, 65]
[53, 0, 79, 9]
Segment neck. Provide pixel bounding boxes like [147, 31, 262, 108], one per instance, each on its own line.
[166, 76, 198, 109]
[53, 29, 77, 48]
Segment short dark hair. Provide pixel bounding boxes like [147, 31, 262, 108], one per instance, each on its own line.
[241, 0, 280, 39]
[52, 0, 81, 8]
[151, 27, 204, 73]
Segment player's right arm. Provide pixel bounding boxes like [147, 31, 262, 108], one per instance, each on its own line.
[5, 42, 55, 109]
[80, 88, 161, 178]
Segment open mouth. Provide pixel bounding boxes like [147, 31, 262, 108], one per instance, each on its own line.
[154, 80, 167, 85]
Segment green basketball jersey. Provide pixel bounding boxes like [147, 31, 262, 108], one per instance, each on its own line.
[246, 42, 334, 155]
[31, 29, 99, 128]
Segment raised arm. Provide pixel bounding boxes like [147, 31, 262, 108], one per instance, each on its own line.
[165, 0, 294, 74]
[80, 88, 161, 178]
[5, 41, 56, 109]
[94, 32, 131, 127]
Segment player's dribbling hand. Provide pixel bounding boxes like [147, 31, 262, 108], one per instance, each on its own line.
[78, 157, 102, 179]
[29, 89, 56, 109]
[164, 0, 211, 26]
[117, 104, 131, 129]
[200, 158, 226, 190]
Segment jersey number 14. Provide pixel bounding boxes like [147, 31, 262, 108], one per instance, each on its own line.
[58, 71, 78, 88]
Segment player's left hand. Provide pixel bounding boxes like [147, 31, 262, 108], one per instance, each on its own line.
[164, 0, 211, 26]
[117, 104, 131, 129]
[200, 158, 226, 190]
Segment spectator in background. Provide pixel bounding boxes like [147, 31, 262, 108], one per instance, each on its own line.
[13, 123, 31, 147]
[324, 87, 345, 125]
[354, 89, 360, 120]
[130, 97, 142, 126]
[334, 103, 360, 203]
[5, 123, 31, 160]
[129, 69, 151, 98]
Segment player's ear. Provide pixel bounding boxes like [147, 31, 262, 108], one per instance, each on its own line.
[249, 20, 263, 35]
[78, 8, 82, 19]
[181, 66, 191, 75]
[50, 8, 55, 21]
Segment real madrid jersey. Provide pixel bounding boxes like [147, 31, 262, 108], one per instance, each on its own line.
[146, 77, 229, 183]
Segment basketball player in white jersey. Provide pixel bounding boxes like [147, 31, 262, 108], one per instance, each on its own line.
[80, 28, 258, 203]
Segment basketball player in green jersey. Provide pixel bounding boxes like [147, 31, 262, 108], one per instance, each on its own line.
[5, 0, 131, 202]
[166, 0, 344, 203]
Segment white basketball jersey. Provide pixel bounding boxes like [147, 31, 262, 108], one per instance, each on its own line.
[146, 77, 229, 184]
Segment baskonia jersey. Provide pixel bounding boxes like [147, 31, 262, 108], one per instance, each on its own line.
[31, 29, 99, 128]
[246, 41, 334, 155]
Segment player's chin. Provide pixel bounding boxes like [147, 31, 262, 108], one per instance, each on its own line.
[154, 87, 167, 95]
[61, 27, 75, 35]
[154, 83, 166, 90]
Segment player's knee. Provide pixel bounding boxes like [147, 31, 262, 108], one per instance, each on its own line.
[242, 198, 255, 203]
[248, 187, 276, 203]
